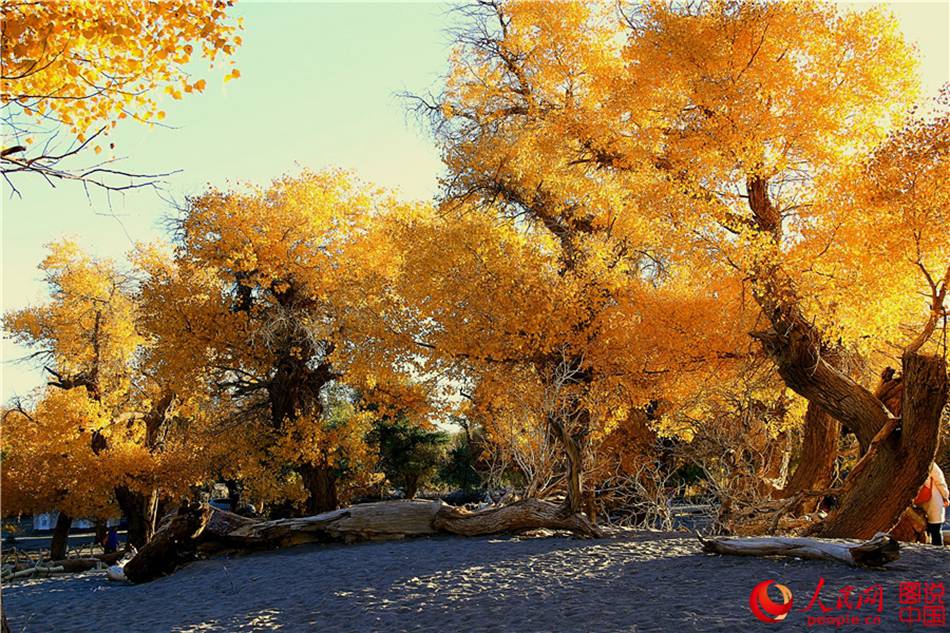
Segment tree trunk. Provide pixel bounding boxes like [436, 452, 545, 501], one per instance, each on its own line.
[301, 463, 338, 515]
[224, 479, 243, 511]
[434, 498, 602, 537]
[744, 175, 947, 540]
[815, 354, 946, 538]
[890, 507, 928, 543]
[115, 499, 602, 584]
[700, 532, 900, 568]
[403, 474, 420, 500]
[93, 519, 107, 547]
[777, 402, 840, 514]
[548, 416, 583, 513]
[754, 323, 887, 453]
[584, 488, 598, 525]
[114, 486, 158, 548]
[758, 430, 789, 495]
[49, 511, 72, 561]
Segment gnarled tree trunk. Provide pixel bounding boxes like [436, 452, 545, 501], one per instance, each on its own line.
[117, 498, 602, 584]
[745, 175, 947, 540]
[816, 354, 946, 538]
[548, 415, 584, 514]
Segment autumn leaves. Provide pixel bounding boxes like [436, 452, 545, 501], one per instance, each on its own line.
[2, 1, 948, 533]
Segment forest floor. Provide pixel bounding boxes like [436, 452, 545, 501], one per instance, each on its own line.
[2, 530, 948, 632]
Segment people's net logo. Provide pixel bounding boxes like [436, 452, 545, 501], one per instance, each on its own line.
[746, 578, 946, 628]
[750, 580, 794, 623]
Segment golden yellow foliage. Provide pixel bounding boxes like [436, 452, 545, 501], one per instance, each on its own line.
[1, 0, 241, 144]
[2, 241, 220, 518]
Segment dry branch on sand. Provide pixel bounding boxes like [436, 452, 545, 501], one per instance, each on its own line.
[698, 532, 900, 568]
[110, 499, 602, 583]
[1, 550, 126, 582]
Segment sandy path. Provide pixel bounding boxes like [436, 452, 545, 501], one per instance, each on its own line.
[3, 531, 948, 632]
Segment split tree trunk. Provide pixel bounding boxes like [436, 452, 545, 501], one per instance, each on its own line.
[745, 175, 947, 540]
[118, 498, 602, 584]
[700, 532, 900, 568]
[890, 507, 928, 543]
[49, 511, 72, 561]
[816, 354, 946, 538]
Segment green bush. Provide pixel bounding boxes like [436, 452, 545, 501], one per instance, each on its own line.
[368, 416, 447, 499]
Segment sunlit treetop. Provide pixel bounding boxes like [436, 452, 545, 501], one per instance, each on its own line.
[4, 240, 141, 407]
[432, 0, 929, 367]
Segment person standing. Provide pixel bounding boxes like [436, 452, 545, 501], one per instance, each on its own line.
[922, 462, 949, 546]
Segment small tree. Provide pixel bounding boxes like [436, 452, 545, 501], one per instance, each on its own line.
[369, 416, 447, 499]
[440, 433, 482, 493]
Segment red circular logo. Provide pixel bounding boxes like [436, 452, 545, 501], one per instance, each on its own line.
[750, 580, 794, 623]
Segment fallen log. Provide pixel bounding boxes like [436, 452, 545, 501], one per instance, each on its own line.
[2, 564, 68, 581]
[116, 498, 601, 583]
[698, 532, 900, 568]
[434, 498, 602, 537]
[7, 550, 125, 574]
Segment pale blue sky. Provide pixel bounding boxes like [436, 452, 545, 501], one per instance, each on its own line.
[2, 1, 948, 400]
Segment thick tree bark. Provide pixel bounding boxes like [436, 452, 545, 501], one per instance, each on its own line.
[700, 532, 900, 568]
[754, 324, 887, 453]
[114, 486, 158, 548]
[403, 474, 420, 500]
[49, 511, 72, 561]
[816, 354, 946, 538]
[434, 498, 602, 537]
[301, 463, 339, 515]
[890, 507, 928, 543]
[115, 499, 602, 584]
[777, 402, 839, 514]
[743, 176, 946, 539]
[745, 176, 889, 454]
[120, 504, 212, 583]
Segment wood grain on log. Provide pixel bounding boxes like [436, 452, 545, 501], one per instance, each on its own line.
[118, 499, 600, 583]
[434, 498, 602, 538]
[699, 532, 900, 568]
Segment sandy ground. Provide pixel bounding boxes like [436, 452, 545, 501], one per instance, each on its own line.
[2, 531, 948, 632]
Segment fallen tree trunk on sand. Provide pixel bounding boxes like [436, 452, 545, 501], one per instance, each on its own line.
[698, 532, 900, 568]
[2, 550, 126, 581]
[116, 498, 601, 584]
